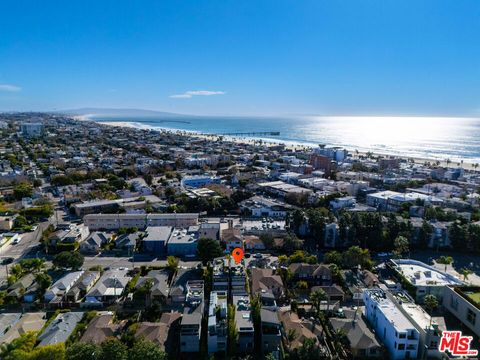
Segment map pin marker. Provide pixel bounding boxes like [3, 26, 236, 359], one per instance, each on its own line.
[232, 247, 244, 264]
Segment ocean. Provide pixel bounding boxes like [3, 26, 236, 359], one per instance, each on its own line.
[91, 115, 480, 163]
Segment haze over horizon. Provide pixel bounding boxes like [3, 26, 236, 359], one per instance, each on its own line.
[1, 1, 479, 117]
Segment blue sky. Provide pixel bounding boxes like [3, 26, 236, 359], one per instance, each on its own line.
[0, 1, 479, 116]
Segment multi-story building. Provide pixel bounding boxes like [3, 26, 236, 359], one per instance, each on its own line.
[363, 289, 420, 360]
[389, 259, 463, 302]
[180, 280, 204, 353]
[166, 226, 199, 256]
[260, 308, 281, 357]
[21, 122, 44, 137]
[443, 286, 480, 339]
[84, 213, 198, 230]
[207, 291, 228, 354]
[234, 296, 255, 354]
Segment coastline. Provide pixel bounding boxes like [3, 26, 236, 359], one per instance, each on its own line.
[91, 119, 478, 170]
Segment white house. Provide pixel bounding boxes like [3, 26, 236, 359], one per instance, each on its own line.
[44, 271, 85, 302]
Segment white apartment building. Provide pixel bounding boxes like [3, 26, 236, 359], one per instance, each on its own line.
[364, 289, 420, 360]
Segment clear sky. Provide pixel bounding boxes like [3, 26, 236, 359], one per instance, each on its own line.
[0, 1, 479, 116]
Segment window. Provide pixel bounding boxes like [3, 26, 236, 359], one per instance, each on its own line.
[399, 333, 406, 339]
[467, 309, 476, 325]
[398, 344, 405, 350]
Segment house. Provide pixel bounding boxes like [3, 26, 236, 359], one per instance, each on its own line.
[278, 310, 319, 351]
[85, 269, 131, 305]
[44, 271, 84, 302]
[115, 232, 139, 255]
[80, 314, 126, 344]
[288, 263, 332, 286]
[135, 312, 182, 352]
[251, 268, 285, 301]
[0, 312, 46, 345]
[0, 214, 15, 231]
[37, 312, 83, 346]
[261, 308, 282, 356]
[330, 309, 382, 359]
[135, 269, 170, 304]
[244, 235, 265, 251]
[221, 220, 243, 251]
[0, 313, 21, 339]
[311, 285, 345, 303]
[6, 273, 36, 302]
[80, 232, 110, 254]
[142, 226, 172, 255]
[169, 268, 203, 303]
[66, 271, 101, 302]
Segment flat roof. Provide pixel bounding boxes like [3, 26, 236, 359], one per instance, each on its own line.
[392, 259, 463, 286]
[365, 290, 415, 332]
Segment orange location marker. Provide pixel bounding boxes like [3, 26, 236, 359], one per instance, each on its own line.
[232, 247, 244, 264]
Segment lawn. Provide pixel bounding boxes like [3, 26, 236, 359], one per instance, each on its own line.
[466, 292, 480, 304]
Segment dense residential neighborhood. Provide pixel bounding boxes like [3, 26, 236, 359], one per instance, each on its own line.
[2, 113, 480, 359]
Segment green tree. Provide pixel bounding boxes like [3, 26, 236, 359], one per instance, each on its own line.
[35, 272, 52, 295]
[310, 289, 327, 315]
[227, 304, 238, 357]
[197, 238, 223, 264]
[66, 342, 99, 360]
[423, 294, 439, 327]
[323, 251, 342, 266]
[436, 256, 453, 272]
[342, 246, 372, 269]
[13, 182, 33, 200]
[98, 338, 128, 360]
[459, 268, 473, 282]
[53, 252, 84, 270]
[166, 256, 179, 273]
[393, 235, 410, 258]
[129, 340, 166, 360]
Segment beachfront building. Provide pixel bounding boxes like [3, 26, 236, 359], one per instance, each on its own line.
[364, 289, 420, 360]
[389, 259, 463, 302]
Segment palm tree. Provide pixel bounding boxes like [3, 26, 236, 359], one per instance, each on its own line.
[459, 268, 473, 282]
[436, 256, 453, 272]
[310, 289, 327, 315]
[143, 279, 154, 307]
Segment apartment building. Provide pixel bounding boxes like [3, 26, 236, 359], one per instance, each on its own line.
[364, 289, 420, 360]
[208, 291, 228, 354]
[84, 213, 198, 231]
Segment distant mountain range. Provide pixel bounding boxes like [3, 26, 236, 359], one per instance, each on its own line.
[57, 107, 189, 118]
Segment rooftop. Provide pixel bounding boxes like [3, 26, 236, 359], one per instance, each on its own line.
[391, 259, 463, 286]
